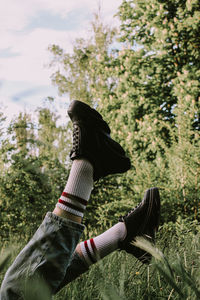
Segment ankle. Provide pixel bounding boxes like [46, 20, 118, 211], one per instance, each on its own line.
[118, 222, 127, 241]
[53, 207, 82, 224]
[75, 244, 83, 257]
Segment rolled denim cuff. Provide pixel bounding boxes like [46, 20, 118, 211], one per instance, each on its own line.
[46, 212, 85, 231]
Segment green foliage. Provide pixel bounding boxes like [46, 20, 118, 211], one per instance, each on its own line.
[0, 3, 200, 297]
[0, 110, 7, 172]
[114, 0, 200, 221]
[47, 3, 200, 223]
[49, 12, 117, 106]
[0, 154, 52, 238]
[0, 102, 70, 239]
[56, 219, 200, 300]
[1, 218, 200, 299]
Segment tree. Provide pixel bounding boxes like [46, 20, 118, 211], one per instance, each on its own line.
[37, 99, 71, 165]
[115, 0, 200, 219]
[0, 110, 7, 172]
[49, 12, 135, 228]
[0, 102, 71, 239]
[0, 112, 51, 238]
[48, 2, 200, 222]
[36, 99, 71, 199]
[49, 12, 117, 107]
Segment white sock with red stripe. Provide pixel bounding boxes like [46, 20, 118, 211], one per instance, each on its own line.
[56, 159, 93, 218]
[79, 222, 127, 265]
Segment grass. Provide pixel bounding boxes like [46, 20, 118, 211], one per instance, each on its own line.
[1, 221, 200, 299]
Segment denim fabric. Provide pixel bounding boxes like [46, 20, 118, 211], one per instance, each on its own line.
[0, 212, 84, 299]
[56, 251, 89, 293]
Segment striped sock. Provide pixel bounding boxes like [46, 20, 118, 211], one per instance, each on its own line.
[56, 159, 93, 218]
[79, 222, 127, 266]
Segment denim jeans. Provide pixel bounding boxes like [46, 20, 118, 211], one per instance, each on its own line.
[0, 212, 89, 299]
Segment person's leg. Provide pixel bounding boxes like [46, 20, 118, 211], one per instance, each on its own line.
[56, 187, 160, 292]
[0, 100, 131, 299]
[0, 158, 94, 299]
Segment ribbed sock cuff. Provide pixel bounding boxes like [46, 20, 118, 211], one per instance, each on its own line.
[56, 159, 93, 217]
[56, 192, 88, 217]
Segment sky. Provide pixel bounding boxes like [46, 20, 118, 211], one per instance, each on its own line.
[0, 0, 122, 124]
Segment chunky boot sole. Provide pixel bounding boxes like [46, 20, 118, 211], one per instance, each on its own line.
[119, 187, 160, 264]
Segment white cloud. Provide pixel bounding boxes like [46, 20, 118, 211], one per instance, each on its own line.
[0, 82, 68, 125]
[0, 0, 106, 33]
[1, 0, 122, 34]
[99, 0, 122, 16]
[0, 27, 88, 84]
[0, 0, 122, 124]
[0, 1, 36, 33]
[36, 0, 97, 17]
[102, 0, 122, 25]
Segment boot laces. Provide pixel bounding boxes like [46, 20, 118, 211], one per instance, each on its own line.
[72, 124, 80, 152]
[119, 202, 142, 221]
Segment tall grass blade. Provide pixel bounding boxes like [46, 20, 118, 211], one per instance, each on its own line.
[176, 260, 200, 298]
[0, 252, 11, 272]
[132, 236, 185, 298]
[155, 264, 185, 298]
